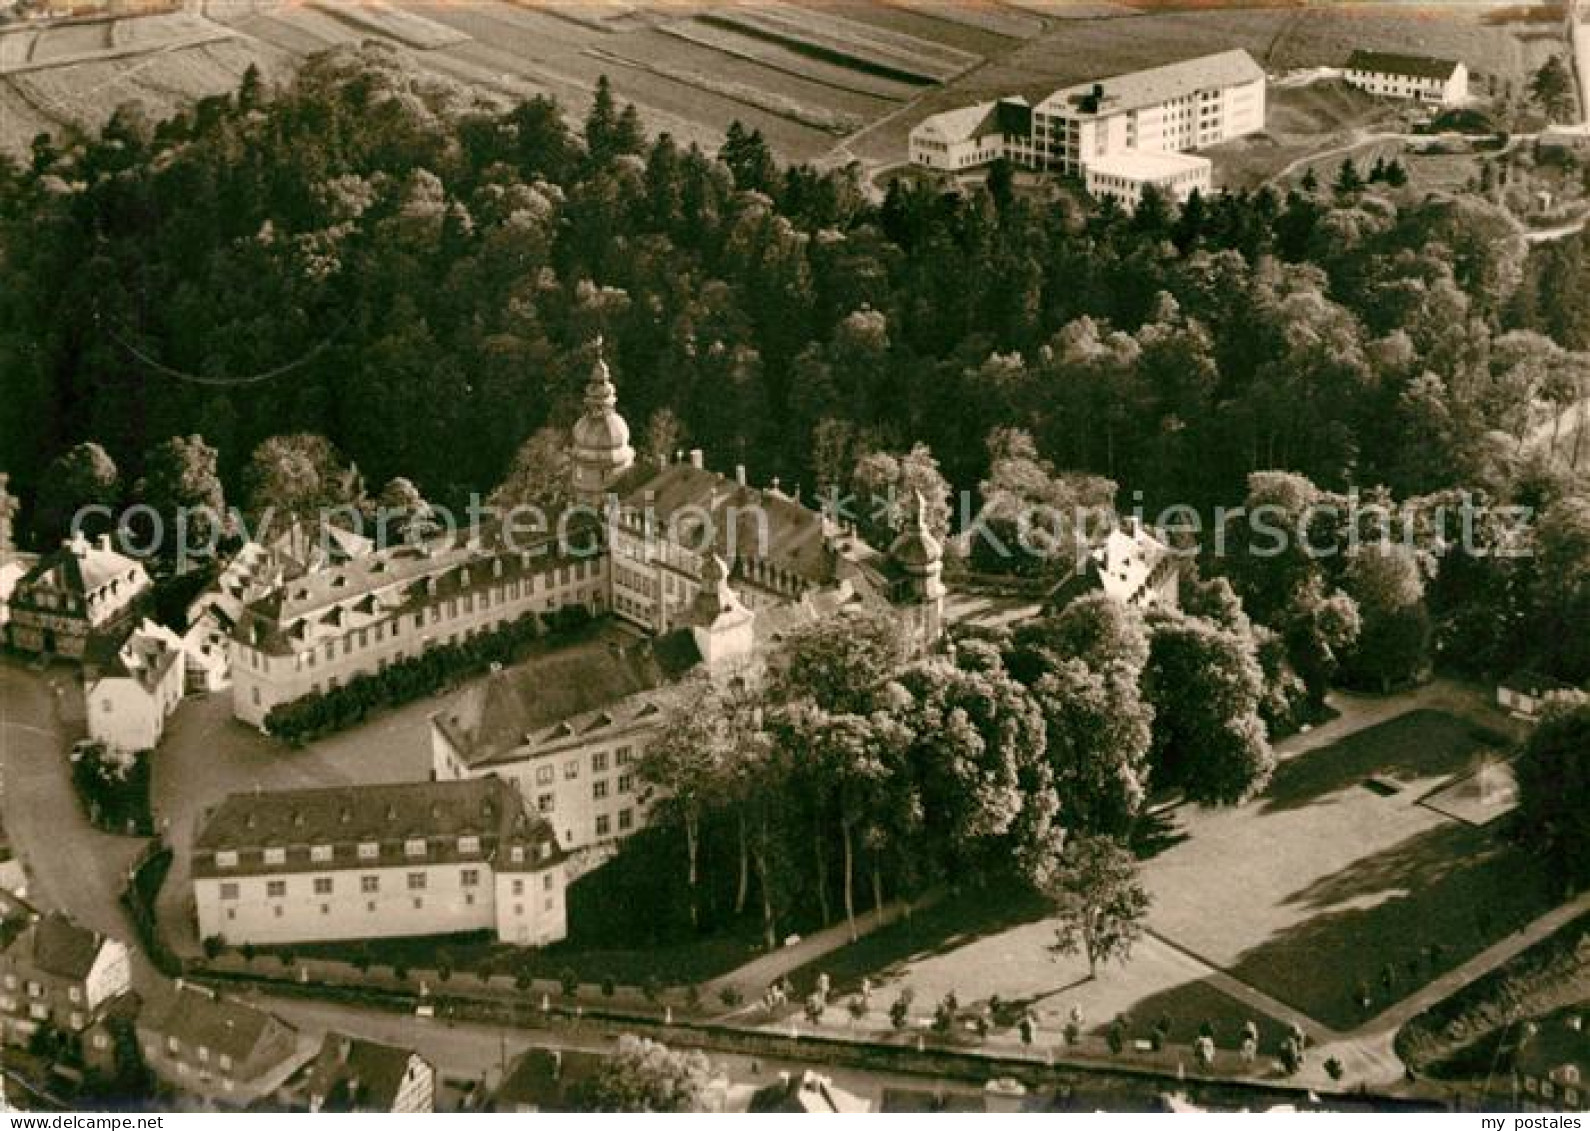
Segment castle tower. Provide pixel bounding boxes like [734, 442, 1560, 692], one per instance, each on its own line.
[687, 553, 755, 666]
[570, 337, 635, 505]
[889, 491, 946, 646]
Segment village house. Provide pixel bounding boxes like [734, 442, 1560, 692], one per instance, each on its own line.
[83, 619, 186, 753]
[489, 1048, 605, 1112]
[1343, 50, 1469, 107]
[3, 532, 151, 660]
[191, 776, 567, 949]
[282, 1033, 435, 1113]
[908, 49, 1265, 205]
[1047, 517, 1181, 613]
[136, 983, 307, 1108]
[0, 911, 134, 1075]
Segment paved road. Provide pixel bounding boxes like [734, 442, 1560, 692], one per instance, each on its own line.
[0, 659, 155, 987]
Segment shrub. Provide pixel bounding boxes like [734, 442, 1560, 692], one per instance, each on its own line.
[1107, 1020, 1126, 1054]
[278, 949, 296, 969]
[559, 967, 579, 997]
[202, 935, 224, 961]
[685, 984, 701, 1009]
[601, 976, 617, 997]
[719, 985, 744, 1008]
[515, 969, 534, 993]
[393, 964, 409, 982]
[241, 943, 257, 966]
[642, 975, 662, 1003]
[1325, 1057, 1344, 1081]
[848, 996, 867, 1021]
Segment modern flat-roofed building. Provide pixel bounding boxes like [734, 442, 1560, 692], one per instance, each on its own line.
[1084, 150, 1212, 208]
[1343, 51, 1468, 107]
[192, 776, 567, 949]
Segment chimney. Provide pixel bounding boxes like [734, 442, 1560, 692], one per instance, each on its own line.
[734, 464, 747, 487]
[688, 449, 704, 470]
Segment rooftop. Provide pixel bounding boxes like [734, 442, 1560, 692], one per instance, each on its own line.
[138, 983, 294, 1066]
[1038, 49, 1264, 118]
[4, 911, 113, 982]
[299, 1033, 426, 1112]
[16, 532, 149, 604]
[432, 635, 702, 768]
[492, 1047, 604, 1111]
[192, 776, 561, 875]
[86, 618, 184, 692]
[1346, 50, 1462, 81]
[912, 97, 1030, 145]
[1086, 149, 1211, 181]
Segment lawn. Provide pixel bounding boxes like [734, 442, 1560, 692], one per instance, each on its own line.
[1144, 710, 1554, 1032]
[792, 705, 1560, 1045]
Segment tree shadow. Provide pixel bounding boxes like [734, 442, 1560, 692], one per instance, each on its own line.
[1133, 805, 1191, 860]
[1261, 710, 1509, 814]
[1217, 819, 1555, 1031]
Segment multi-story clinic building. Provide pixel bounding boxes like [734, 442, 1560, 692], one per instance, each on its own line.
[909, 50, 1266, 205]
[192, 777, 567, 948]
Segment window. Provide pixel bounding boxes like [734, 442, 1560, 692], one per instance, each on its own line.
[458, 835, 480, 855]
[361, 875, 379, 893]
[216, 850, 238, 868]
[563, 759, 579, 780]
[407, 873, 427, 891]
[404, 837, 427, 857]
[358, 841, 379, 859]
[511, 879, 524, 895]
[618, 808, 633, 831]
[68, 986, 82, 1003]
[596, 814, 611, 837]
[543, 873, 555, 891]
[510, 846, 525, 863]
[535, 765, 554, 786]
[616, 746, 632, 766]
[461, 868, 480, 888]
[593, 780, 608, 801]
[263, 847, 285, 865]
[266, 880, 286, 898]
[592, 751, 608, 773]
[310, 844, 333, 863]
[618, 773, 633, 794]
[313, 877, 333, 895]
[219, 883, 239, 901]
[537, 793, 554, 813]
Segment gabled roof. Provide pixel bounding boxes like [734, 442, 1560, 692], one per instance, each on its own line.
[1037, 50, 1264, 118]
[913, 97, 1030, 145]
[300, 1034, 426, 1112]
[433, 637, 702, 768]
[7, 911, 111, 982]
[16, 533, 149, 604]
[86, 619, 184, 693]
[1346, 50, 1462, 81]
[491, 1048, 604, 1111]
[138, 984, 293, 1066]
[1048, 520, 1172, 609]
[750, 1070, 871, 1113]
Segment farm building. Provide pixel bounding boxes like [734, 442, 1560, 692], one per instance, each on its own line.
[1084, 150, 1212, 209]
[1343, 51, 1468, 107]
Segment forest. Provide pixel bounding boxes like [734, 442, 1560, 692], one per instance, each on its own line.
[2, 40, 1589, 702]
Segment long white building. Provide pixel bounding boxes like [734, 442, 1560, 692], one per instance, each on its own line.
[192, 777, 567, 949]
[1343, 51, 1468, 107]
[908, 50, 1267, 203]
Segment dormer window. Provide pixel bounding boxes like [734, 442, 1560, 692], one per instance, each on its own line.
[510, 846, 525, 863]
[215, 850, 238, 868]
[310, 845, 333, 863]
[458, 835, 480, 855]
[404, 838, 427, 857]
[263, 847, 286, 865]
[358, 842, 379, 860]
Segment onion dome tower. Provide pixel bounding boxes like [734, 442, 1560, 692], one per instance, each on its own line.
[889, 491, 946, 645]
[570, 336, 635, 505]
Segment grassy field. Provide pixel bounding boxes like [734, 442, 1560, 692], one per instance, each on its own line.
[788, 707, 1559, 1046]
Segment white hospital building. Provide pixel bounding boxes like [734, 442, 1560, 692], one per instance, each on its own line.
[908, 50, 1266, 207]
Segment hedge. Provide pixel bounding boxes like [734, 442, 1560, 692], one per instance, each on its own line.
[264, 604, 595, 744]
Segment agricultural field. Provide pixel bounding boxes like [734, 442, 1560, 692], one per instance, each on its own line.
[0, 0, 1572, 182]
